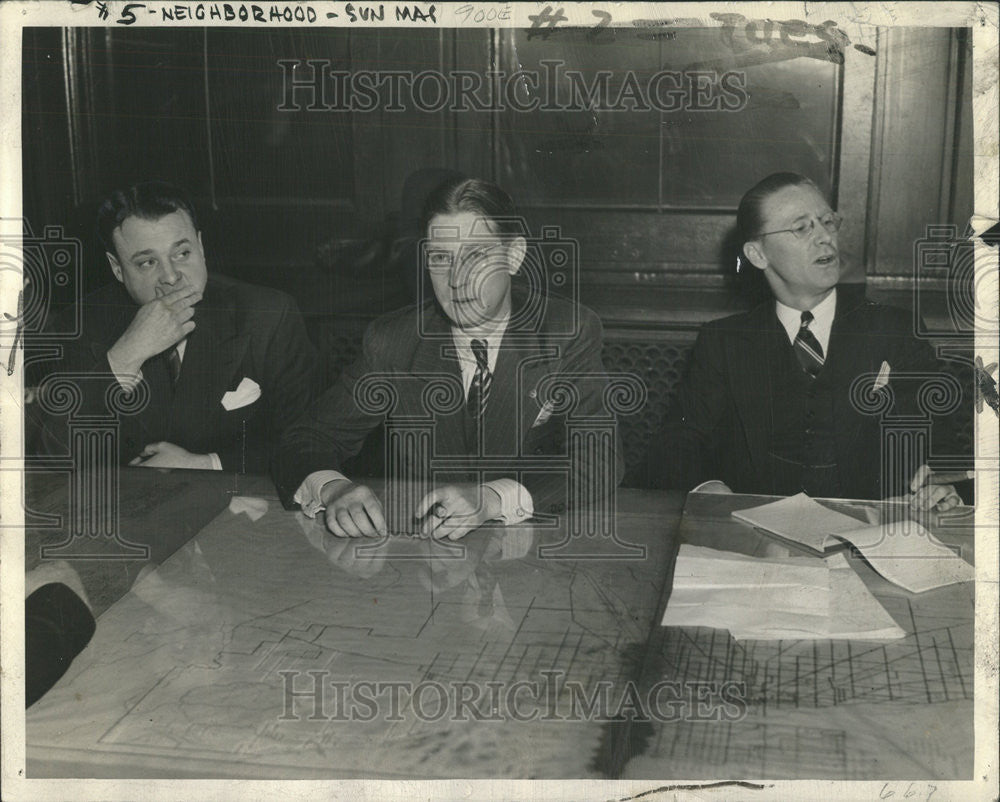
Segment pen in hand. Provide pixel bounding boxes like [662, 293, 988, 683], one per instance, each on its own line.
[908, 465, 971, 511]
[915, 470, 974, 485]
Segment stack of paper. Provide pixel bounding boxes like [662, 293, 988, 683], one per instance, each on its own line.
[731, 493, 865, 553]
[839, 521, 975, 593]
[732, 495, 974, 593]
[661, 544, 905, 640]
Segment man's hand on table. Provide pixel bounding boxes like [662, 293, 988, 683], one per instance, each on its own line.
[319, 480, 502, 540]
[904, 464, 966, 512]
[416, 484, 502, 541]
[129, 441, 215, 470]
[321, 479, 388, 538]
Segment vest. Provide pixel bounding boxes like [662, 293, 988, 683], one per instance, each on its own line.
[766, 344, 842, 497]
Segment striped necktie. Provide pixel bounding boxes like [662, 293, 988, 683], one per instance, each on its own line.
[793, 310, 825, 377]
[467, 338, 492, 417]
[166, 346, 182, 386]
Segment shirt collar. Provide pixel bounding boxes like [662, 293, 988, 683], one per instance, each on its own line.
[775, 288, 837, 350]
[450, 315, 509, 356]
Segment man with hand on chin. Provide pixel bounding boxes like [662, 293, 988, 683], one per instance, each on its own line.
[652, 172, 964, 510]
[274, 177, 622, 541]
[36, 181, 316, 473]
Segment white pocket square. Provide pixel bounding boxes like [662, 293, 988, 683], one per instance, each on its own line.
[873, 360, 891, 390]
[531, 401, 555, 428]
[221, 377, 261, 411]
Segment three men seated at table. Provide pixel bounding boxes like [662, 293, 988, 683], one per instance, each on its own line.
[32, 171, 966, 538]
[33, 181, 317, 473]
[649, 172, 964, 511]
[22, 172, 969, 715]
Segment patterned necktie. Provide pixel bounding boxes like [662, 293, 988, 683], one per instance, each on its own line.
[467, 338, 492, 417]
[166, 346, 182, 386]
[794, 310, 825, 377]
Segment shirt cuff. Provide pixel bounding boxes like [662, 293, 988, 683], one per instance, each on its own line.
[208, 453, 222, 471]
[106, 351, 143, 391]
[294, 470, 349, 518]
[483, 479, 534, 524]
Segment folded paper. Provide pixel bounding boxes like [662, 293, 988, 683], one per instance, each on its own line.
[732, 495, 974, 593]
[661, 544, 905, 640]
[732, 493, 863, 553]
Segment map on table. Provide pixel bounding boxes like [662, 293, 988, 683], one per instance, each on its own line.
[625, 584, 973, 779]
[27, 502, 668, 779]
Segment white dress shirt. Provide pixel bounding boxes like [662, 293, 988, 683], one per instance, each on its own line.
[775, 288, 837, 354]
[294, 317, 534, 526]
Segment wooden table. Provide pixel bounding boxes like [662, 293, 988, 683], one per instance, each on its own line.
[25, 473, 686, 779]
[24, 479, 974, 780]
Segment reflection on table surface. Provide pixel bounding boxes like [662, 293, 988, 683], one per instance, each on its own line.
[24, 477, 975, 780]
[24, 469, 241, 617]
[25, 472, 685, 779]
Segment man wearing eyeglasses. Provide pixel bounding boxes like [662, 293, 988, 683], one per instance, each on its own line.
[651, 172, 964, 509]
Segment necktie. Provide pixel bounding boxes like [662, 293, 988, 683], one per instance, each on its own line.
[166, 346, 182, 386]
[467, 339, 492, 417]
[793, 310, 825, 377]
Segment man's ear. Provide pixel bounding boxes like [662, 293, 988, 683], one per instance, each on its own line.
[507, 236, 527, 275]
[197, 230, 205, 255]
[107, 252, 124, 283]
[742, 240, 767, 271]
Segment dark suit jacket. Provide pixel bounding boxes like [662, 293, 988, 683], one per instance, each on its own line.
[652, 285, 953, 499]
[36, 275, 317, 473]
[273, 291, 624, 515]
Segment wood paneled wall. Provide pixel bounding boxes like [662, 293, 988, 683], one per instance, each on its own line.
[22, 25, 973, 330]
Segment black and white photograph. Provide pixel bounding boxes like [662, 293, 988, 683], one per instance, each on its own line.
[1, 2, 997, 799]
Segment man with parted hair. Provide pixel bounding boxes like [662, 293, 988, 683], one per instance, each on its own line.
[274, 177, 624, 540]
[35, 180, 317, 473]
[652, 172, 965, 509]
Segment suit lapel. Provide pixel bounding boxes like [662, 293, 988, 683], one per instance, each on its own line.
[488, 327, 563, 460]
[731, 302, 787, 472]
[485, 335, 528, 457]
[485, 288, 552, 458]
[166, 285, 249, 439]
[824, 288, 870, 377]
[408, 304, 466, 457]
[825, 289, 873, 465]
[91, 285, 171, 449]
[141, 352, 175, 435]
